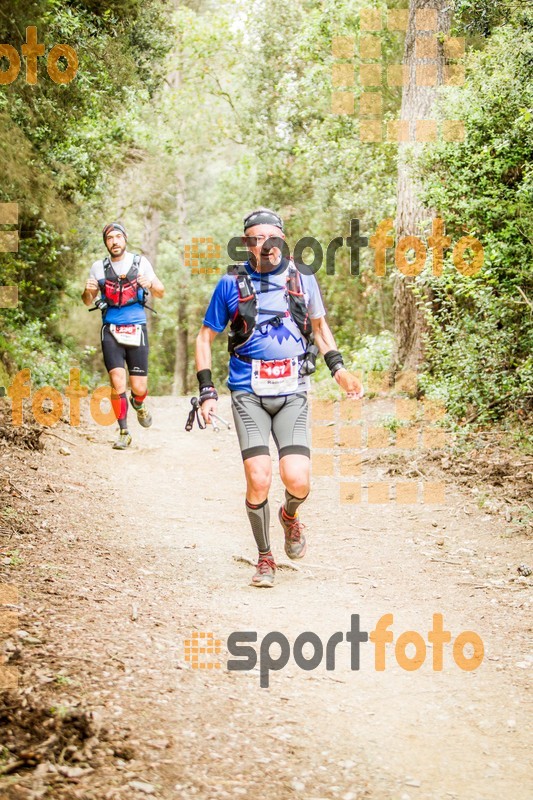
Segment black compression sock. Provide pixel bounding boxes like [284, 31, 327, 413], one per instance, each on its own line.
[245, 498, 271, 554]
[283, 489, 309, 518]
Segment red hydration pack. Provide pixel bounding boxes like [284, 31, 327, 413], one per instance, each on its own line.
[102, 254, 142, 308]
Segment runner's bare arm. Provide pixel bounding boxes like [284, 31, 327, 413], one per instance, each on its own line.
[196, 325, 218, 371]
[82, 278, 99, 306]
[196, 325, 219, 422]
[138, 274, 165, 298]
[311, 315, 338, 355]
[311, 317, 363, 398]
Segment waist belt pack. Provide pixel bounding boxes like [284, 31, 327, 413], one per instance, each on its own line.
[109, 324, 142, 346]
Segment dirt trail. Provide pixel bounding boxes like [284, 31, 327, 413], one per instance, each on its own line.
[1, 395, 531, 800]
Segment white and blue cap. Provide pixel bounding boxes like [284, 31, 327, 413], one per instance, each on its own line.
[243, 208, 283, 232]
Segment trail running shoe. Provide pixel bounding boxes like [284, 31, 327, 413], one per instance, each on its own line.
[279, 506, 307, 560]
[130, 394, 153, 428]
[113, 430, 132, 450]
[250, 555, 276, 588]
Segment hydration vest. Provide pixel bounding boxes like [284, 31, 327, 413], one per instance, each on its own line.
[227, 260, 312, 355]
[102, 254, 143, 308]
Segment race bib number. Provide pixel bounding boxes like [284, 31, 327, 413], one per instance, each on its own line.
[109, 324, 142, 346]
[251, 357, 299, 396]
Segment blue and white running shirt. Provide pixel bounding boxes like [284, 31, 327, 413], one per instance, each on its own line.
[203, 259, 326, 393]
[89, 252, 155, 325]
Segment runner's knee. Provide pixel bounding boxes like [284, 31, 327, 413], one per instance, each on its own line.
[284, 476, 309, 498]
[109, 369, 126, 394]
[130, 376, 148, 394]
[280, 460, 310, 498]
[245, 462, 272, 495]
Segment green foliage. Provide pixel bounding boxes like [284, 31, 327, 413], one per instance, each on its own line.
[0, 0, 173, 373]
[312, 330, 394, 398]
[114, 0, 402, 394]
[226, 0, 400, 342]
[0, 315, 90, 386]
[2, 0, 530, 431]
[419, 292, 533, 419]
[418, 7, 533, 420]
[452, 0, 520, 37]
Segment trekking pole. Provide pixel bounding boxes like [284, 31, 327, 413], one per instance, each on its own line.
[209, 411, 231, 430]
[185, 396, 206, 431]
[185, 398, 231, 432]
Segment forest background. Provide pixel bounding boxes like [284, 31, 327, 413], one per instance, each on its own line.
[0, 0, 531, 443]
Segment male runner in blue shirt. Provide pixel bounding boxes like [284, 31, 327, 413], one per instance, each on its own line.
[195, 208, 363, 587]
[82, 222, 165, 449]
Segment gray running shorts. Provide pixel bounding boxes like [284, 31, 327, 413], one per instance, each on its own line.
[231, 391, 310, 461]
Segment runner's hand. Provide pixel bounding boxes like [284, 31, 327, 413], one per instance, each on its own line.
[85, 278, 99, 292]
[201, 398, 217, 424]
[334, 368, 364, 399]
[138, 275, 152, 289]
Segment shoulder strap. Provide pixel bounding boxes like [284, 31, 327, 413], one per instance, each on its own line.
[285, 259, 312, 340]
[125, 253, 141, 280]
[287, 259, 305, 297]
[227, 263, 255, 302]
[226, 262, 247, 276]
[103, 255, 140, 279]
[227, 263, 258, 354]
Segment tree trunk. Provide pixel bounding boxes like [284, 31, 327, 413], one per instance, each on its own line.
[173, 294, 189, 396]
[142, 206, 161, 335]
[164, 63, 190, 397]
[172, 170, 189, 396]
[392, 0, 451, 380]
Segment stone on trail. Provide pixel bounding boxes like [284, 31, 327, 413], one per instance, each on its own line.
[128, 780, 156, 794]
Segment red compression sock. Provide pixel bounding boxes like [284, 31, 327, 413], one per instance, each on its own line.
[132, 391, 147, 406]
[111, 391, 128, 430]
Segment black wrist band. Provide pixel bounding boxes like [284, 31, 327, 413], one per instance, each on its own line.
[199, 386, 218, 405]
[197, 369, 213, 390]
[324, 350, 345, 376]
